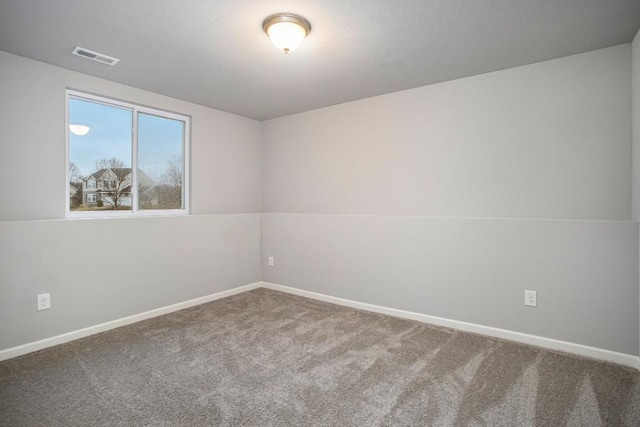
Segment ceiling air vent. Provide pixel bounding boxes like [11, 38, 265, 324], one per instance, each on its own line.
[71, 47, 120, 66]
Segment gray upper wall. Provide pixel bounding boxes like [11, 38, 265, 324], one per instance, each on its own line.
[634, 32, 640, 222]
[0, 45, 631, 222]
[632, 29, 640, 357]
[0, 51, 262, 222]
[262, 45, 632, 221]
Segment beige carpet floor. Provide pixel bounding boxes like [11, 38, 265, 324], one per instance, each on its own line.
[1, 288, 639, 426]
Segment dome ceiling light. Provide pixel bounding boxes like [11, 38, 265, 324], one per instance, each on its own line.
[262, 13, 311, 54]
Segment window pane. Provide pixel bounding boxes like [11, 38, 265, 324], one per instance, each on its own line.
[137, 112, 185, 210]
[67, 91, 189, 216]
[68, 98, 133, 211]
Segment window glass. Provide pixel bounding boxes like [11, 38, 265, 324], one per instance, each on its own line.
[68, 97, 132, 211]
[67, 91, 189, 216]
[138, 113, 185, 210]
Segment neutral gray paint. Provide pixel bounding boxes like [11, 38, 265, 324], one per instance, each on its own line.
[634, 31, 640, 222]
[0, 52, 262, 351]
[633, 29, 640, 356]
[261, 45, 639, 356]
[0, 1, 639, 120]
[263, 46, 632, 221]
[0, 51, 261, 222]
[0, 214, 261, 350]
[262, 213, 639, 355]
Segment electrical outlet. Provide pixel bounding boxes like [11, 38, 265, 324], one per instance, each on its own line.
[524, 290, 536, 307]
[37, 293, 51, 311]
[268, 256, 275, 267]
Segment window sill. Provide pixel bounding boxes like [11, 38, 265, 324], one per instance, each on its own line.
[65, 209, 189, 219]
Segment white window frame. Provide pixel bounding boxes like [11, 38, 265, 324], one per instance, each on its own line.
[66, 90, 191, 218]
[86, 193, 97, 203]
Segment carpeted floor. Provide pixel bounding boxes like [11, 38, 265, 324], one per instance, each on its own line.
[1, 288, 638, 426]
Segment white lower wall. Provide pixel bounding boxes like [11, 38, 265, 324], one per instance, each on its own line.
[262, 213, 639, 356]
[0, 214, 261, 351]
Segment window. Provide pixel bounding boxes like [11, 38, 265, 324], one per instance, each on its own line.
[67, 90, 190, 216]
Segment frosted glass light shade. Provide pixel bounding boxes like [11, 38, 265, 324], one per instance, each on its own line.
[69, 124, 90, 136]
[263, 14, 311, 54]
[267, 22, 306, 53]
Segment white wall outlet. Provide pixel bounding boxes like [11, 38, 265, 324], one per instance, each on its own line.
[268, 256, 275, 267]
[524, 290, 537, 307]
[37, 293, 51, 311]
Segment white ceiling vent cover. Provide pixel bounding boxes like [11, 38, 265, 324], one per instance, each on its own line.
[71, 47, 119, 66]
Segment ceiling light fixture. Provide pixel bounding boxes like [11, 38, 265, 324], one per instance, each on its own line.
[69, 124, 91, 136]
[263, 13, 311, 54]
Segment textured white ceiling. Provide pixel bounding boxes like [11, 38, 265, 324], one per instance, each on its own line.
[1, 0, 639, 120]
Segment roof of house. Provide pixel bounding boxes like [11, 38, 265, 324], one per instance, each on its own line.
[84, 168, 154, 187]
[87, 168, 132, 180]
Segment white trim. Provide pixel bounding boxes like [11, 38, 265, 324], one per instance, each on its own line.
[66, 209, 187, 219]
[261, 282, 640, 370]
[3, 281, 638, 371]
[65, 92, 72, 217]
[131, 106, 139, 212]
[182, 112, 191, 213]
[0, 282, 261, 362]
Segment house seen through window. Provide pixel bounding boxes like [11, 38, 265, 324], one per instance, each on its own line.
[67, 91, 189, 215]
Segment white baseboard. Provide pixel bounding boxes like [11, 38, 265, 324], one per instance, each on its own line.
[0, 282, 262, 362]
[3, 280, 638, 371]
[261, 282, 640, 371]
